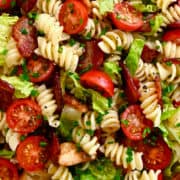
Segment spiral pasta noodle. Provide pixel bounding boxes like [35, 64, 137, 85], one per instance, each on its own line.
[36, 0, 62, 20]
[98, 30, 134, 54]
[170, 86, 180, 102]
[100, 109, 120, 133]
[139, 81, 162, 126]
[34, 13, 69, 44]
[5, 37, 22, 68]
[78, 111, 98, 131]
[36, 84, 60, 128]
[155, 0, 176, 12]
[102, 136, 143, 170]
[0, 111, 7, 132]
[72, 126, 100, 159]
[35, 37, 83, 72]
[124, 169, 161, 180]
[48, 163, 73, 180]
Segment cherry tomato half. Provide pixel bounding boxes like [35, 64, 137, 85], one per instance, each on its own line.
[59, 0, 88, 34]
[17, 0, 37, 13]
[27, 56, 54, 83]
[121, 105, 153, 141]
[0, 158, 19, 180]
[162, 29, 180, 45]
[110, 2, 143, 31]
[0, 0, 14, 10]
[16, 136, 49, 171]
[6, 99, 42, 134]
[80, 70, 114, 97]
[168, 21, 180, 28]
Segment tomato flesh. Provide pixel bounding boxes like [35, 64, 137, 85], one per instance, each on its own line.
[6, 99, 42, 134]
[59, 0, 88, 34]
[110, 2, 143, 31]
[27, 56, 54, 83]
[16, 136, 49, 171]
[80, 70, 114, 97]
[162, 29, 180, 45]
[0, 0, 14, 9]
[0, 158, 19, 180]
[121, 105, 153, 141]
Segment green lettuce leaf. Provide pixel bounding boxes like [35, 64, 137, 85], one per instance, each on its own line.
[0, 149, 15, 159]
[97, 0, 114, 14]
[125, 39, 145, 75]
[1, 76, 35, 98]
[132, 3, 157, 12]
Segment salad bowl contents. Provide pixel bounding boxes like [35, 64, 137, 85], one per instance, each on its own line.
[0, 0, 179, 179]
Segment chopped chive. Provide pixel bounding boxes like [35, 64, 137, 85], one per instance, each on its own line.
[39, 141, 48, 147]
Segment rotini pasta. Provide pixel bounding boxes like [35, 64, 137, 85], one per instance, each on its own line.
[72, 126, 100, 159]
[155, 0, 176, 12]
[48, 163, 73, 180]
[36, 0, 62, 20]
[34, 13, 69, 44]
[170, 86, 180, 102]
[0, 111, 7, 132]
[5, 37, 22, 68]
[139, 81, 162, 126]
[100, 109, 120, 133]
[98, 30, 134, 54]
[102, 136, 143, 170]
[124, 169, 161, 180]
[36, 84, 60, 128]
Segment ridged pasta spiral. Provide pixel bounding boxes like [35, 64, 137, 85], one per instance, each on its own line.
[5, 129, 20, 151]
[0, 111, 7, 132]
[34, 13, 69, 44]
[139, 81, 162, 126]
[100, 110, 120, 133]
[48, 163, 73, 180]
[5, 37, 22, 68]
[35, 37, 83, 72]
[78, 111, 98, 131]
[36, 0, 62, 20]
[98, 30, 134, 54]
[36, 84, 60, 128]
[155, 0, 176, 12]
[72, 126, 100, 159]
[124, 169, 161, 180]
[171, 86, 180, 102]
[156, 62, 180, 84]
[102, 136, 143, 170]
[158, 4, 180, 32]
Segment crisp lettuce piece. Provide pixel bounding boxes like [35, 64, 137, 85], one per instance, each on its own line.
[1, 76, 35, 98]
[80, 174, 96, 180]
[133, 4, 157, 12]
[125, 39, 145, 76]
[97, 0, 114, 14]
[0, 149, 15, 159]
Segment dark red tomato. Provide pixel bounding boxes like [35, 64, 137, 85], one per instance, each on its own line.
[17, 0, 37, 13]
[0, 79, 14, 111]
[0, 158, 19, 180]
[16, 136, 49, 171]
[0, 0, 14, 10]
[173, 100, 180, 107]
[80, 70, 114, 97]
[59, 0, 88, 34]
[27, 56, 54, 83]
[120, 62, 140, 104]
[121, 105, 153, 141]
[6, 99, 42, 134]
[110, 2, 143, 31]
[162, 29, 180, 45]
[172, 173, 180, 180]
[158, 173, 163, 180]
[142, 137, 172, 170]
[78, 40, 104, 72]
[168, 21, 180, 28]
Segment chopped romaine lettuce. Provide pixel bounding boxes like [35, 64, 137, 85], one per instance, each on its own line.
[132, 3, 157, 12]
[1, 76, 35, 98]
[125, 39, 145, 76]
[0, 149, 15, 159]
[97, 0, 114, 14]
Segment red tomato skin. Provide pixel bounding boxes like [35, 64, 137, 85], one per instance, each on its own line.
[121, 105, 153, 141]
[6, 99, 42, 134]
[173, 100, 180, 107]
[168, 21, 180, 28]
[162, 29, 180, 45]
[16, 136, 49, 171]
[17, 0, 37, 13]
[80, 70, 114, 97]
[0, 158, 19, 180]
[158, 173, 163, 180]
[110, 2, 143, 31]
[59, 0, 88, 34]
[0, 0, 13, 9]
[27, 57, 55, 83]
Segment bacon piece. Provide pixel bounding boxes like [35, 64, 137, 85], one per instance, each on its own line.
[12, 17, 37, 58]
[0, 80, 14, 111]
[63, 94, 88, 113]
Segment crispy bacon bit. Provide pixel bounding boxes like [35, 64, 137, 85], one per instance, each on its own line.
[63, 94, 88, 113]
[12, 17, 37, 58]
[0, 80, 14, 111]
[58, 142, 91, 166]
[141, 45, 160, 63]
